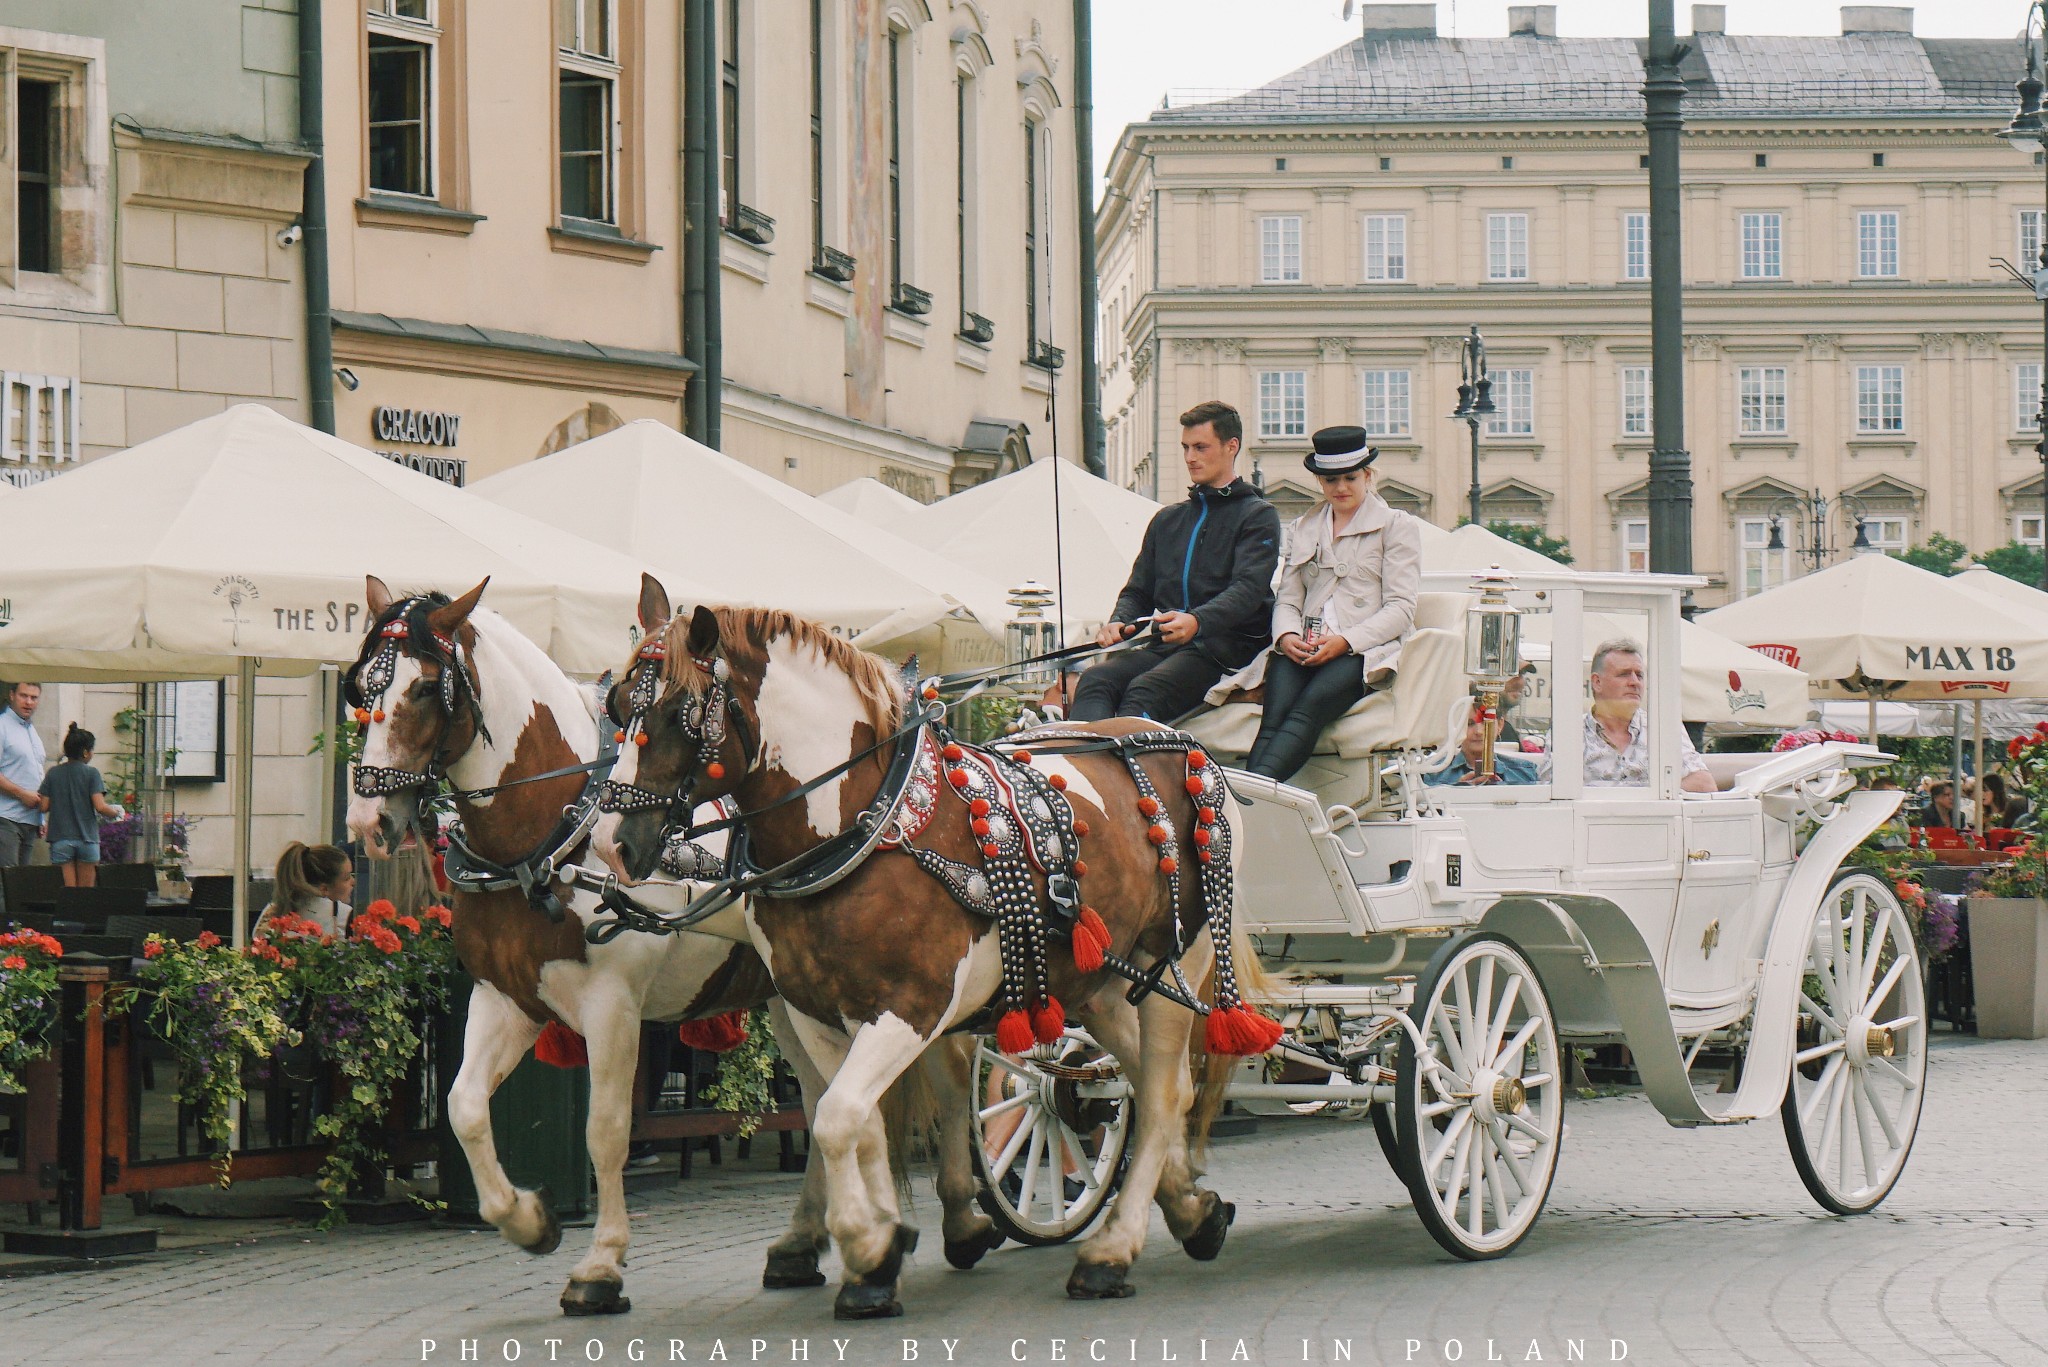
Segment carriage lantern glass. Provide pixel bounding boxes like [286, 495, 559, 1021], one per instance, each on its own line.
[1464, 568, 1521, 782]
[1005, 581, 1059, 685]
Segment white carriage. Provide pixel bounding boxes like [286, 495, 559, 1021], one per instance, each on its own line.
[969, 569, 1928, 1260]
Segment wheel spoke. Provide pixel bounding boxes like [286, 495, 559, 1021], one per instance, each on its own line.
[1481, 1134, 1514, 1231]
[1450, 968, 1479, 1074]
[1492, 1000, 1535, 1072]
[1852, 1072, 1878, 1193]
[1470, 956, 1498, 1065]
[1420, 1097, 1460, 1119]
[1864, 955, 1909, 1020]
[1016, 1119, 1045, 1217]
[1857, 904, 1896, 1006]
[1798, 1055, 1843, 1129]
[991, 1110, 1038, 1177]
[1795, 1039, 1846, 1066]
[978, 1092, 1034, 1124]
[1877, 1014, 1921, 1033]
[1800, 992, 1842, 1032]
[1429, 1002, 1472, 1079]
[1425, 1108, 1473, 1175]
[985, 1052, 1044, 1083]
[1486, 1119, 1533, 1197]
[1466, 1132, 1486, 1237]
[1846, 888, 1867, 1007]
[1502, 1110, 1552, 1145]
[1859, 1071, 1903, 1151]
[1441, 1123, 1474, 1211]
[1482, 967, 1518, 1065]
[1834, 1063, 1854, 1187]
[1047, 1122, 1068, 1222]
[1058, 1121, 1101, 1192]
[1871, 1055, 1919, 1091]
[1517, 1071, 1555, 1089]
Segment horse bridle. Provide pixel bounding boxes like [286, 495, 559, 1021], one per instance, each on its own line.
[597, 632, 755, 836]
[347, 602, 490, 813]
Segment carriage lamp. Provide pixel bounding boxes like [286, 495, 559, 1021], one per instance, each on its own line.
[1006, 581, 1059, 685]
[1463, 567, 1522, 782]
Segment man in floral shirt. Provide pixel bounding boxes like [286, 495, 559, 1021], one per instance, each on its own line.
[1584, 639, 1716, 793]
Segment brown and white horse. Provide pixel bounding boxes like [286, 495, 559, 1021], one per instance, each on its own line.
[342, 578, 999, 1316]
[593, 578, 1247, 1315]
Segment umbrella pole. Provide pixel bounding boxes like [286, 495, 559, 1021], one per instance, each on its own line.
[1867, 697, 1877, 744]
[316, 666, 337, 847]
[232, 656, 257, 948]
[1975, 700, 1985, 833]
[1951, 704, 1964, 830]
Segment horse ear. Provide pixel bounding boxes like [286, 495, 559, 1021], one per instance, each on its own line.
[637, 574, 672, 633]
[366, 575, 394, 616]
[687, 604, 721, 658]
[428, 577, 489, 636]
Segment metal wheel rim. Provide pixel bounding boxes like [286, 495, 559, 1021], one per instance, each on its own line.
[969, 1029, 1131, 1243]
[1403, 937, 1562, 1256]
[1783, 872, 1927, 1213]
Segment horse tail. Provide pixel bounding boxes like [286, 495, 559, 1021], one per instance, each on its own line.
[878, 1050, 941, 1207]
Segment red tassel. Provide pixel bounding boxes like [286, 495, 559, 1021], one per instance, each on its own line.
[677, 1010, 749, 1053]
[1072, 906, 1111, 972]
[534, 1020, 589, 1068]
[996, 1010, 1036, 1055]
[1204, 1006, 1283, 1057]
[1031, 997, 1066, 1044]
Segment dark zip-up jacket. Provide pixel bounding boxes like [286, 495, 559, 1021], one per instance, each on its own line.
[1110, 479, 1282, 670]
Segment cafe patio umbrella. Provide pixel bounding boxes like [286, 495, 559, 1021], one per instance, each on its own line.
[0, 404, 672, 942]
[818, 476, 928, 538]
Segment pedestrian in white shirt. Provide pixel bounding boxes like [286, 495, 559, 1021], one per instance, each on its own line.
[0, 683, 49, 915]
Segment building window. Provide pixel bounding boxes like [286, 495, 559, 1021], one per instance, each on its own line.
[13, 78, 57, 273]
[1619, 518, 1650, 573]
[1363, 214, 1405, 281]
[1259, 215, 1301, 283]
[1486, 212, 1529, 281]
[1855, 365, 1905, 434]
[886, 26, 904, 288]
[812, 0, 826, 259]
[2019, 363, 2042, 433]
[1360, 369, 1411, 437]
[1257, 371, 1307, 439]
[1857, 210, 1899, 278]
[955, 71, 977, 315]
[720, 0, 741, 223]
[1738, 367, 1788, 436]
[367, 0, 438, 198]
[1740, 212, 1782, 279]
[1024, 120, 1045, 352]
[2021, 209, 2044, 269]
[2016, 513, 2044, 547]
[558, 0, 618, 224]
[1737, 518, 1791, 598]
[1484, 368, 1534, 436]
[1622, 211, 1648, 281]
[1620, 365, 1651, 436]
[1864, 516, 1908, 556]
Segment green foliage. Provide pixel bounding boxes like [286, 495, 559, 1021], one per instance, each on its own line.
[1975, 540, 2046, 587]
[1981, 838, 2048, 899]
[308, 722, 366, 767]
[703, 1009, 781, 1139]
[1897, 532, 1968, 577]
[0, 928, 64, 1093]
[1470, 520, 1574, 565]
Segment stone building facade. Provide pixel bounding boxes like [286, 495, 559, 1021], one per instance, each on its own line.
[1097, 3, 2043, 605]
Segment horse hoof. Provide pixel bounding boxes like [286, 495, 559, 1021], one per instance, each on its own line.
[762, 1249, 828, 1289]
[1067, 1261, 1135, 1300]
[1181, 1199, 1236, 1263]
[943, 1225, 1004, 1271]
[560, 1279, 631, 1316]
[522, 1187, 563, 1256]
[833, 1282, 904, 1320]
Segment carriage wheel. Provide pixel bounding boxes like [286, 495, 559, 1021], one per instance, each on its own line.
[1395, 933, 1563, 1260]
[969, 1029, 1132, 1247]
[1780, 871, 1927, 1215]
[1371, 1036, 1409, 1187]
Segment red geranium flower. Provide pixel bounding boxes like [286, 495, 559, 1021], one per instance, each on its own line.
[423, 904, 453, 927]
[395, 915, 421, 934]
[359, 899, 397, 923]
[143, 940, 165, 959]
[196, 930, 222, 949]
[364, 924, 402, 954]
[1, 955, 25, 971]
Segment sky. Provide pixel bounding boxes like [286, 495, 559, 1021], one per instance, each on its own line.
[1091, 0, 2037, 183]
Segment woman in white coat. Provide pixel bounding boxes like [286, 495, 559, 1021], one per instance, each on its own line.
[1243, 427, 1423, 782]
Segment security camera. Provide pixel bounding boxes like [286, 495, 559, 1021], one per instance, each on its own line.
[334, 367, 361, 392]
[277, 222, 303, 248]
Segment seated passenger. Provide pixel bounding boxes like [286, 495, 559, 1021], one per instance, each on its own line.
[1427, 706, 1541, 786]
[1584, 638, 1716, 793]
[1242, 426, 1422, 782]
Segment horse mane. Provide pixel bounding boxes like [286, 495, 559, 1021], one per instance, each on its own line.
[648, 606, 903, 735]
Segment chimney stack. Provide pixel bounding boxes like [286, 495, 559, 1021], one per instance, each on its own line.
[1840, 6, 1913, 34]
[1508, 5, 1558, 38]
[1356, 3, 1437, 39]
[1691, 5, 1726, 34]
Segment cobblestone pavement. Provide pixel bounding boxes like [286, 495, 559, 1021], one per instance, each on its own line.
[2, 1034, 2043, 1367]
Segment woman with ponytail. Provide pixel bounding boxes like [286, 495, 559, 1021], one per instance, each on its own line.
[39, 724, 125, 887]
[260, 841, 355, 937]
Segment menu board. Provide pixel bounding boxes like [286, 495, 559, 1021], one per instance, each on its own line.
[169, 680, 224, 782]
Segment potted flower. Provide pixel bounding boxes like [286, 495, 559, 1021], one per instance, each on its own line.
[0, 927, 64, 1094]
[157, 813, 193, 900]
[1969, 837, 2048, 1039]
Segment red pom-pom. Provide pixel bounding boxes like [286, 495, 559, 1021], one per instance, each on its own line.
[972, 817, 992, 836]
[706, 761, 726, 780]
[983, 843, 1001, 858]
[635, 733, 651, 747]
[1011, 749, 1031, 765]
[943, 742, 965, 762]
[677, 1010, 749, 1053]
[1072, 906, 1112, 973]
[615, 729, 626, 743]
[1185, 776, 1206, 796]
[534, 1021, 589, 1068]
[949, 768, 972, 788]
[1072, 819, 1090, 838]
[1188, 751, 1209, 769]
[1193, 827, 1212, 847]
[354, 708, 372, 725]
[372, 710, 386, 724]
[1048, 773, 1067, 791]
[923, 686, 940, 701]
[1159, 856, 1178, 875]
[1031, 997, 1066, 1044]
[1072, 860, 1087, 878]
[1147, 824, 1169, 845]
[1204, 1006, 1282, 1057]
[1198, 850, 1214, 864]
[1198, 807, 1217, 826]
[996, 1010, 1036, 1055]
[969, 797, 992, 817]
[1137, 796, 1161, 817]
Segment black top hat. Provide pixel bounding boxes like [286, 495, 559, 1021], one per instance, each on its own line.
[1303, 425, 1377, 477]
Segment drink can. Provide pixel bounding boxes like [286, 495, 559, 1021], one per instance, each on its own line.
[1302, 614, 1325, 645]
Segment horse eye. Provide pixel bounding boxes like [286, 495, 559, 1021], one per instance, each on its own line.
[408, 679, 435, 700]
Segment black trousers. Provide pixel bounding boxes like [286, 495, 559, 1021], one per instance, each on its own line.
[1243, 653, 1369, 782]
[1069, 646, 1223, 723]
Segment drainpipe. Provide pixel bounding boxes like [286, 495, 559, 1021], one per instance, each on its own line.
[698, 0, 722, 450]
[1072, 0, 1103, 476]
[300, 0, 334, 436]
[682, 0, 716, 444]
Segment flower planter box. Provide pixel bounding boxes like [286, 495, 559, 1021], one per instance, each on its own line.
[1967, 897, 2048, 1039]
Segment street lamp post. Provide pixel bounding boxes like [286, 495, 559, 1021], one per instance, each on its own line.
[1764, 489, 1874, 576]
[1450, 326, 1495, 527]
[1999, 2, 2048, 591]
[1644, 0, 1693, 575]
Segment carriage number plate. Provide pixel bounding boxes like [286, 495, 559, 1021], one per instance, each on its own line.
[1445, 853, 1462, 887]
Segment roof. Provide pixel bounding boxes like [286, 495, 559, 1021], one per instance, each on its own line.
[1151, 33, 2017, 125]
